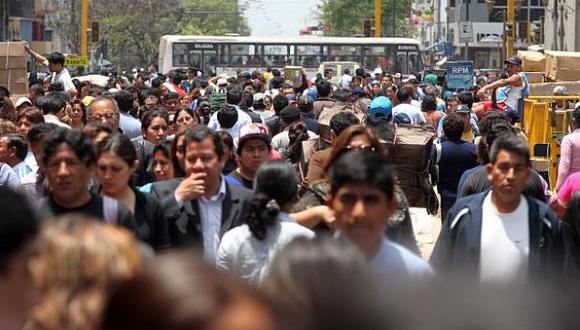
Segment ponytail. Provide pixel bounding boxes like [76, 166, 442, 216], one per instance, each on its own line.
[246, 192, 280, 241]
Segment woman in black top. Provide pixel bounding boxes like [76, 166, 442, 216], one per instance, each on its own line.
[96, 133, 171, 250]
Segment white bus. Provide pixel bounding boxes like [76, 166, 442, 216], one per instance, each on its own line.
[159, 35, 425, 77]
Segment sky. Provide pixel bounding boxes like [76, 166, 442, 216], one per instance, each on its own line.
[244, 0, 322, 37]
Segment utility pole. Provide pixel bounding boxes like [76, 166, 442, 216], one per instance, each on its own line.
[81, 0, 88, 57]
[374, 0, 382, 37]
[506, 0, 515, 58]
[464, 0, 470, 60]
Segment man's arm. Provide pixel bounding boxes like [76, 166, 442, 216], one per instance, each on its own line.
[24, 43, 49, 67]
[479, 73, 522, 95]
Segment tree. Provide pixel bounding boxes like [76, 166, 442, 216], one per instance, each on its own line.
[317, 0, 414, 38]
[44, 0, 249, 69]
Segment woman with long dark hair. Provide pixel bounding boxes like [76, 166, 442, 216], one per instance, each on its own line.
[217, 160, 314, 285]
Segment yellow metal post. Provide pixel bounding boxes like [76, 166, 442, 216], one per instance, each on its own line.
[374, 0, 381, 37]
[81, 0, 88, 57]
[506, 0, 515, 58]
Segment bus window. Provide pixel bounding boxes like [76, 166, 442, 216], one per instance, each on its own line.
[363, 46, 387, 70]
[408, 52, 422, 73]
[188, 51, 202, 69]
[264, 45, 288, 67]
[396, 52, 407, 74]
[203, 51, 216, 73]
[172, 44, 189, 67]
[325, 45, 361, 63]
[230, 44, 254, 66]
[296, 45, 321, 68]
[218, 44, 229, 65]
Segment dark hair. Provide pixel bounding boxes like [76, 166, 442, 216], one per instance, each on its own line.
[153, 141, 172, 160]
[329, 111, 360, 137]
[96, 133, 138, 168]
[478, 110, 508, 137]
[113, 90, 134, 113]
[574, 107, 580, 127]
[272, 94, 289, 113]
[170, 127, 188, 178]
[82, 122, 113, 141]
[421, 94, 437, 112]
[17, 107, 45, 125]
[442, 113, 465, 140]
[286, 121, 309, 164]
[0, 187, 38, 275]
[485, 123, 514, 149]
[458, 91, 474, 110]
[42, 128, 96, 167]
[316, 79, 332, 97]
[247, 160, 298, 240]
[366, 116, 393, 143]
[241, 91, 253, 110]
[329, 150, 395, 200]
[489, 134, 531, 167]
[173, 107, 199, 126]
[396, 86, 411, 103]
[30, 84, 45, 97]
[27, 123, 60, 144]
[226, 89, 243, 105]
[40, 95, 66, 115]
[217, 105, 238, 129]
[324, 125, 384, 174]
[3, 133, 28, 161]
[141, 108, 169, 132]
[333, 90, 350, 102]
[46, 52, 65, 66]
[183, 126, 224, 159]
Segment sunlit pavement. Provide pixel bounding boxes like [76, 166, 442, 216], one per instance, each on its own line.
[410, 207, 442, 261]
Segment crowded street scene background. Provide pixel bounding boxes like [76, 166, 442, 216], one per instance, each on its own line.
[4, 33, 580, 328]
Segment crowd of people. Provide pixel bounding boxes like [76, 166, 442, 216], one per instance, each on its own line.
[3, 49, 580, 329]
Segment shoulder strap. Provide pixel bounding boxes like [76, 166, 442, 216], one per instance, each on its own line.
[103, 196, 118, 224]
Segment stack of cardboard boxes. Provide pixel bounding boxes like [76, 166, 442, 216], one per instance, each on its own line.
[0, 41, 28, 98]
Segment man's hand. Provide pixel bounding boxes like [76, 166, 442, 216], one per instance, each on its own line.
[23, 42, 30, 53]
[175, 172, 206, 202]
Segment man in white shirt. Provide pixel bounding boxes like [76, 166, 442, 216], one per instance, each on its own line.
[0, 133, 33, 181]
[208, 90, 252, 144]
[431, 135, 564, 283]
[25, 45, 77, 97]
[40, 95, 71, 129]
[392, 86, 426, 125]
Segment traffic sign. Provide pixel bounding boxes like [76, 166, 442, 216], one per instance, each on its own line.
[446, 61, 474, 90]
[458, 22, 474, 43]
[65, 56, 89, 67]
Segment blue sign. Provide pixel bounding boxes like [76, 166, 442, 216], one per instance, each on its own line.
[446, 61, 474, 90]
[443, 42, 454, 57]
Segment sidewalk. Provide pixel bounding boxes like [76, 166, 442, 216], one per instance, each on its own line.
[409, 207, 442, 260]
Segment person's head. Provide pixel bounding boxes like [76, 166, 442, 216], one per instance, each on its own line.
[29, 84, 45, 104]
[183, 126, 225, 191]
[113, 89, 134, 114]
[143, 94, 159, 112]
[0, 133, 27, 166]
[226, 89, 243, 106]
[42, 129, 96, 207]
[333, 89, 350, 103]
[458, 91, 474, 110]
[217, 105, 239, 129]
[89, 96, 120, 131]
[152, 141, 175, 181]
[442, 113, 465, 140]
[29, 215, 141, 330]
[0, 186, 39, 327]
[487, 135, 531, 202]
[446, 95, 459, 113]
[173, 108, 200, 132]
[170, 127, 188, 178]
[396, 86, 412, 104]
[246, 160, 298, 241]
[371, 81, 381, 95]
[329, 111, 360, 141]
[369, 96, 393, 120]
[40, 94, 65, 118]
[328, 151, 396, 257]
[298, 95, 314, 113]
[478, 110, 508, 137]
[421, 94, 438, 112]
[67, 99, 86, 126]
[102, 251, 275, 330]
[46, 52, 65, 74]
[279, 105, 301, 127]
[96, 133, 139, 196]
[237, 124, 271, 178]
[316, 79, 332, 98]
[141, 109, 169, 144]
[16, 107, 44, 136]
[272, 94, 289, 114]
[504, 56, 523, 76]
[162, 92, 180, 114]
[286, 120, 309, 164]
[324, 125, 383, 175]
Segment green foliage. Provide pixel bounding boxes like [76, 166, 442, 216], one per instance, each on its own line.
[317, 0, 415, 38]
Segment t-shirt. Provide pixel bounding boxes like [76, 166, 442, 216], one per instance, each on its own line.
[392, 103, 426, 125]
[557, 171, 580, 204]
[207, 106, 252, 145]
[369, 237, 433, 278]
[228, 170, 254, 190]
[461, 166, 546, 202]
[52, 68, 76, 93]
[480, 192, 529, 283]
[38, 193, 138, 234]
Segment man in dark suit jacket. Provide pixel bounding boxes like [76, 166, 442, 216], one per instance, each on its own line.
[152, 127, 253, 260]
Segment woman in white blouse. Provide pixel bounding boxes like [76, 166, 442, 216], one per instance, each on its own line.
[217, 160, 314, 285]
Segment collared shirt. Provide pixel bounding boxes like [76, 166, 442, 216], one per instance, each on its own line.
[52, 68, 76, 93]
[0, 162, 19, 188]
[12, 160, 34, 181]
[197, 176, 227, 264]
[119, 112, 142, 139]
[44, 114, 71, 129]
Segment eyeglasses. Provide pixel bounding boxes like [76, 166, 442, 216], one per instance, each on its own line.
[91, 113, 116, 121]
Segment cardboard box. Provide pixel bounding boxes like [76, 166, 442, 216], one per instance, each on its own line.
[0, 69, 28, 83]
[544, 51, 580, 81]
[548, 69, 580, 82]
[0, 42, 26, 57]
[531, 157, 549, 172]
[526, 71, 544, 83]
[0, 56, 26, 69]
[284, 66, 303, 88]
[4, 82, 28, 95]
[530, 81, 580, 96]
[518, 50, 546, 72]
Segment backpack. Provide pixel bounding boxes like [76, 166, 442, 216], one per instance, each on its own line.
[383, 124, 439, 215]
